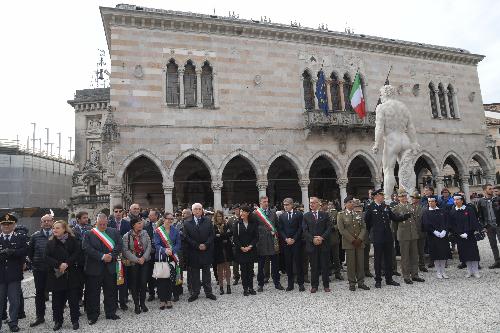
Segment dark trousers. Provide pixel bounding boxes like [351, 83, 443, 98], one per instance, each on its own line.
[0, 281, 21, 330]
[240, 262, 254, 290]
[189, 264, 212, 296]
[52, 288, 79, 324]
[232, 261, 240, 280]
[157, 278, 172, 302]
[117, 266, 128, 305]
[85, 270, 117, 320]
[257, 254, 280, 287]
[76, 265, 86, 304]
[127, 264, 148, 306]
[417, 237, 427, 268]
[309, 249, 330, 288]
[284, 244, 303, 287]
[330, 242, 341, 275]
[486, 225, 500, 263]
[146, 260, 156, 296]
[364, 240, 371, 272]
[373, 241, 394, 283]
[33, 270, 47, 320]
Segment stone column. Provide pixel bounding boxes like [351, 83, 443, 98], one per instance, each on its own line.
[326, 80, 333, 111]
[212, 72, 219, 108]
[109, 185, 123, 212]
[178, 69, 185, 107]
[212, 181, 223, 211]
[196, 69, 203, 108]
[435, 177, 444, 196]
[443, 91, 451, 118]
[312, 78, 318, 110]
[299, 178, 310, 212]
[163, 181, 174, 213]
[256, 177, 268, 198]
[339, 81, 345, 111]
[372, 176, 383, 190]
[460, 176, 471, 203]
[337, 178, 348, 209]
[452, 91, 460, 118]
[434, 90, 441, 118]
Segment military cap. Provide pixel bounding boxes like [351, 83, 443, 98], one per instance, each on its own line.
[427, 195, 438, 201]
[452, 192, 465, 201]
[397, 188, 408, 196]
[410, 191, 421, 199]
[344, 196, 354, 204]
[0, 213, 18, 224]
[372, 189, 384, 196]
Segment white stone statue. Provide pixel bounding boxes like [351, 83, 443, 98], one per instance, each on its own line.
[372, 85, 420, 202]
[106, 150, 115, 174]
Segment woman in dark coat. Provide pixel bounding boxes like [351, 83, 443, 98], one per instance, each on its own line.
[45, 220, 82, 331]
[213, 210, 234, 295]
[232, 206, 259, 296]
[448, 193, 482, 278]
[421, 196, 451, 279]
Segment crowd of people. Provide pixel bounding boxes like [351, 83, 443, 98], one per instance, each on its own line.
[0, 184, 499, 332]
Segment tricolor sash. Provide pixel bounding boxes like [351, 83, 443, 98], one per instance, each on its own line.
[255, 208, 277, 236]
[156, 225, 182, 285]
[91, 228, 115, 252]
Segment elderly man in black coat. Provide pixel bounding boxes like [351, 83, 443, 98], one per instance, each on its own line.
[183, 203, 217, 302]
[83, 213, 122, 325]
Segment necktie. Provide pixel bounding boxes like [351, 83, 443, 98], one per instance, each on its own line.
[288, 212, 292, 221]
[45, 230, 49, 238]
[313, 212, 318, 220]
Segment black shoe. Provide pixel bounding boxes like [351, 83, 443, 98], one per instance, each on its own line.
[286, 286, 294, 291]
[349, 285, 356, 291]
[17, 313, 26, 320]
[119, 303, 128, 311]
[365, 272, 374, 278]
[188, 295, 199, 302]
[249, 289, 257, 295]
[226, 285, 232, 294]
[206, 293, 217, 300]
[141, 304, 148, 313]
[458, 262, 466, 269]
[275, 284, 285, 291]
[30, 318, 45, 327]
[243, 290, 249, 296]
[72, 322, 79, 330]
[233, 278, 239, 285]
[219, 286, 225, 295]
[9, 326, 20, 332]
[173, 295, 179, 302]
[428, 263, 435, 268]
[88, 319, 98, 325]
[489, 262, 500, 269]
[299, 285, 305, 292]
[134, 305, 141, 314]
[264, 279, 269, 284]
[358, 284, 370, 290]
[53, 322, 63, 331]
[335, 274, 344, 281]
[419, 266, 429, 272]
[375, 282, 381, 289]
[147, 295, 155, 302]
[386, 280, 400, 286]
[404, 278, 413, 284]
[412, 277, 425, 282]
[105, 314, 120, 320]
[257, 286, 264, 292]
[393, 271, 401, 276]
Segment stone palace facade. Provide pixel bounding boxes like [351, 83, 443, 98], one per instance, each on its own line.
[67, 4, 495, 216]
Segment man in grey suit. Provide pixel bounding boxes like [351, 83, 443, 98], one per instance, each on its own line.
[303, 197, 332, 293]
[83, 213, 122, 325]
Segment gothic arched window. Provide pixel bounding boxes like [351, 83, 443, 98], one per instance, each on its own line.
[184, 60, 197, 107]
[438, 83, 447, 118]
[330, 72, 341, 111]
[201, 61, 214, 108]
[166, 59, 179, 106]
[343, 73, 352, 111]
[303, 70, 314, 111]
[429, 82, 438, 118]
[447, 84, 456, 118]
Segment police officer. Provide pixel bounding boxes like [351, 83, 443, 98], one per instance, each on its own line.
[0, 213, 28, 332]
[337, 197, 370, 291]
[364, 189, 410, 289]
[325, 202, 343, 280]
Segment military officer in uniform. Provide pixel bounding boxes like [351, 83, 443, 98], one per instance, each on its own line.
[354, 199, 373, 277]
[227, 205, 241, 285]
[365, 189, 410, 288]
[337, 197, 370, 291]
[0, 213, 28, 332]
[325, 202, 343, 280]
[392, 189, 425, 284]
[410, 192, 428, 272]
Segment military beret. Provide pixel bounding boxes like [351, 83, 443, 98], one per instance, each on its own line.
[397, 188, 408, 196]
[344, 196, 354, 204]
[0, 213, 18, 224]
[410, 191, 421, 199]
[372, 189, 384, 196]
[232, 204, 240, 210]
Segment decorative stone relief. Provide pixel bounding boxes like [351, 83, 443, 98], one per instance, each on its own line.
[133, 64, 144, 79]
[412, 84, 420, 97]
[101, 107, 120, 143]
[254, 75, 262, 86]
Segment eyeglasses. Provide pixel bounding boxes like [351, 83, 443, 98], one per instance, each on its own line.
[283, 203, 291, 206]
[114, 210, 123, 213]
[165, 217, 174, 220]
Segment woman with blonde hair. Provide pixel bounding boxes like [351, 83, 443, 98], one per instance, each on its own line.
[213, 210, 234, 295]
[45, 220, 81, 330]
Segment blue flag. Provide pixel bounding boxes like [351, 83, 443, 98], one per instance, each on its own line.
[315, 70, 329, 115]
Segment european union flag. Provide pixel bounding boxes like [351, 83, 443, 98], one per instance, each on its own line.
[315, 70, 329, 115]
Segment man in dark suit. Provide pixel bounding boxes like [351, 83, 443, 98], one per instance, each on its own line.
[278, 198, 305, 291]
[0, 213, 28, 332]
[83, 213, 122, 324]
[183, 203, 217, 302]
[71, 211, 91, 309]
[303, 197, 332, 293]
[108, 204, 131, 310]
[365, 189, 409, 288]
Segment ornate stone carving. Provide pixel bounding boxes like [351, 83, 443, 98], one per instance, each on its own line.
[254, 75, 262, 86]
[106, 150, 115, 175]
[485, 134, 495, 158]
[304, 110, 376, 129]
[211, 181, 223, 191]
[336, 178, 348, 188]
[298, 178, 310, 188]
[133, 64, 144, 78]
[109, 184, 124, 194]
[412, 84, 420, 97]
[101, 106, 120, 143]
[162, 181, 175, 192]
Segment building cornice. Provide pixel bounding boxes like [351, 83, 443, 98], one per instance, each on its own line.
[100, 4, 484, 66]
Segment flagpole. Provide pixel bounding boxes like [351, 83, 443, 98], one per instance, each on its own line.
[374, 65, 393, 111]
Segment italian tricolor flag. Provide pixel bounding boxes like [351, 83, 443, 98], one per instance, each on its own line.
[349, 73, 366, 119]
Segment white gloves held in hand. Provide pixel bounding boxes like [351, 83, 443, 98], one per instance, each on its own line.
[440, 230, 446, 238]
[433, 230, 447, 238]
[460, 233, 468, 239]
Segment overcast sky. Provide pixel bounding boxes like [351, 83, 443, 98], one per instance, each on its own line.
[1, 0, 498, 160]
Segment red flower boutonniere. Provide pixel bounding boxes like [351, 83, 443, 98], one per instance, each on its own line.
[464, 212, 469, 216]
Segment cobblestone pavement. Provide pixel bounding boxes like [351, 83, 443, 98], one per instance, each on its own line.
[15, 240, 500, 333]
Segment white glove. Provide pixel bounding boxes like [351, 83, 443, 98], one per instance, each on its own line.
[440, 230, 446, 238]
[460, 233, 468, 239]
[433, 230, 441, 237]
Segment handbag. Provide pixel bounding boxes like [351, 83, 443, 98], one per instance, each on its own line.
[473, 230, 485, 242]
[152, 255, 170, 279]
